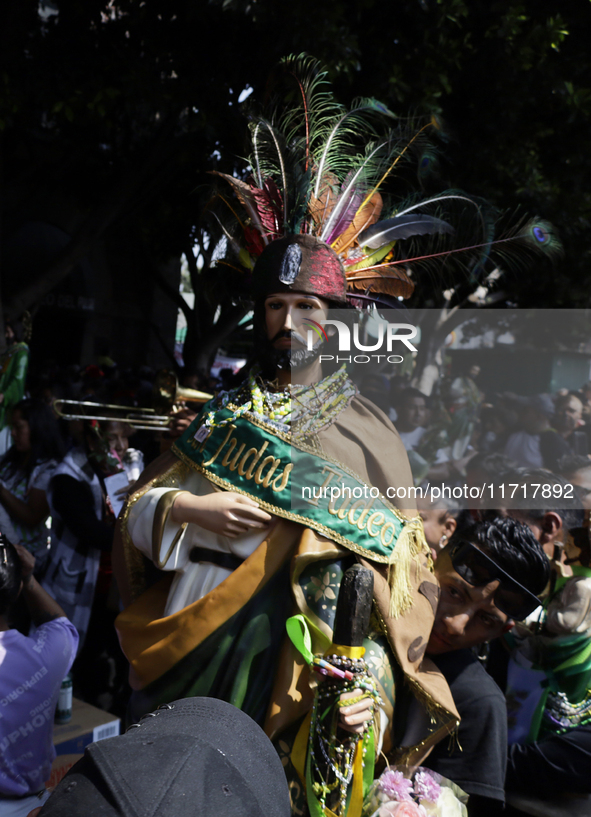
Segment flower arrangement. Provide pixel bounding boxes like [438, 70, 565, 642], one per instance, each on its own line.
[363, 766, 468, 817]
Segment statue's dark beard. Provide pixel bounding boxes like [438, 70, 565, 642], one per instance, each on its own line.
[254, 328, 326, 380]
[272, 330, 324, 371]
[275, 344, 323, 370]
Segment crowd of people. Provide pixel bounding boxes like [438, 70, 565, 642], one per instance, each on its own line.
[1, 325, 591, 817]
[359, 363, 591, 816]
[363, 364, 591, 507]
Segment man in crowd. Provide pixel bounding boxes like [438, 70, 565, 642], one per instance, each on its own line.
[488, 467, 582, 565]
[0, 537, 78, 817]
[421, 517, 550, 817]
[482, 468, 579, 694]
[395, 388, 453, 483]
[503, 394, 571, 471]
[558, 454, 591, 510]
[484, 469, 591, 809]
[416, 493, 470, 560]
[395, 387, 430, 452]
[503, 520, 591, 811]
[553, 391, 588, 456]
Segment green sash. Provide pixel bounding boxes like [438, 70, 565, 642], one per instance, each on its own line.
[172, 408, 413, 564]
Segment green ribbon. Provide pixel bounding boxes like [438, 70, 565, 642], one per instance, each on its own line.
[173, 409, 411, 563]
[286, 614, 331, 665]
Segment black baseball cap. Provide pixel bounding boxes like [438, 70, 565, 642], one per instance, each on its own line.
[39, 697, 291, 817]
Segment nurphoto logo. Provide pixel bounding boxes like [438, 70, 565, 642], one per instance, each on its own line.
[305, 319, 418, 364]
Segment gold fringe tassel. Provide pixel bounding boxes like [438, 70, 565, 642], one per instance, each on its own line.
[387, 516, 429, 619]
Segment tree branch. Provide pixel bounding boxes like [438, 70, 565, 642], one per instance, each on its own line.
[183, 239, 201, 296]
[153, 267, 191, 319]
[200, 303, 247, 358]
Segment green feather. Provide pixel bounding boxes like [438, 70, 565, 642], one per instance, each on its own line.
[347, 241, 396, 271]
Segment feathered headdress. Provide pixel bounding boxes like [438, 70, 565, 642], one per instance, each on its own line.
[208, 54, 561, 308]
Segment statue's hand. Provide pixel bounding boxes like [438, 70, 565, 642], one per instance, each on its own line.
[338, 688, 374, 735]
[171, 491, 272, 538]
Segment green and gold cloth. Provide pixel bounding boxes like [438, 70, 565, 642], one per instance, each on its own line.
[173, 407, 413, 565]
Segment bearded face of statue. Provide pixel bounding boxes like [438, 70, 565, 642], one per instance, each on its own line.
[263, 291, 332, 372]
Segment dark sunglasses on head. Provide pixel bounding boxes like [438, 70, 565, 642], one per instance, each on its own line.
[449, 540, 541, 620]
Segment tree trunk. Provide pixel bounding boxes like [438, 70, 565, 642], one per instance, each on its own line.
[185, 304, 248, 381]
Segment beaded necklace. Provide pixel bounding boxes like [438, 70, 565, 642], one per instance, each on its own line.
[544, 688, 591, 733]
[290, 367, 356, 441]
[308, 655, 381, 815]
[199, 365, 356, 441]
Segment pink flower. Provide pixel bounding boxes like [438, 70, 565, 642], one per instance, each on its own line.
[379, 802, 426, 817]
[379, 769, 414, 802]
[413, 770, 441, 803]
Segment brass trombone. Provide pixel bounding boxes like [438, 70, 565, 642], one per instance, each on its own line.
[53, 370, 212, 431]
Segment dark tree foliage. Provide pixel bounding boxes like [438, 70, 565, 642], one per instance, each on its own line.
[1, 0, 589, 370]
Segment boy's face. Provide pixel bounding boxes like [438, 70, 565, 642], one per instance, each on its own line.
[427, 548, 513, 655]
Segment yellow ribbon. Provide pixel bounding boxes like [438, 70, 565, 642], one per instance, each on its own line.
[290, 711, 312, 785]
[347, 740, 365, 817]
[328, 644, 366, 659]
[291, 710, 367, 817]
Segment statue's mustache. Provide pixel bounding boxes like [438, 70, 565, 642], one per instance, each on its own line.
[271, 329, 308, 345]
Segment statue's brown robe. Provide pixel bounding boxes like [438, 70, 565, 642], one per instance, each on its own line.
[114, 395, 459, 763]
